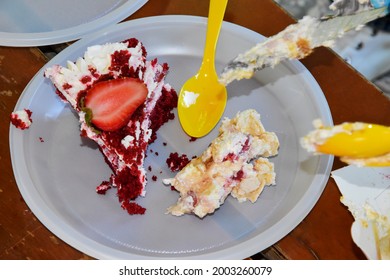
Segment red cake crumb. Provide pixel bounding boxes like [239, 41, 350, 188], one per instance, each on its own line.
[121, 200, 146, 215]
[10, 109, 32, 130]
[96, 181, 111, 194]
[81, 75, 92, 84]
[63, 83, 72, 90]
[166, 152, 190, 172]
[189, 137, 197, 142]
[152, 175, 158, 181]
[39, 137, 44, 143]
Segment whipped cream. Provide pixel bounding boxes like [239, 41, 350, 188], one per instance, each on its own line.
[182, 91, 199, 107]
[300, 119, 367, 153]
[330, 0, 372, 15]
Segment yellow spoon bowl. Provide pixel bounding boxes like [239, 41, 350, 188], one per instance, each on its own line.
[178, 0, 228, 138]
[317, 123, 390, 158]
[302, 122, 390, 167]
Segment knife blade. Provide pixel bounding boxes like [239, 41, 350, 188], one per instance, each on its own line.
[219, 6, 388, 85]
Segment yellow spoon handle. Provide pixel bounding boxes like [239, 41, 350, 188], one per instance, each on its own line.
[199, 0, 228, 76]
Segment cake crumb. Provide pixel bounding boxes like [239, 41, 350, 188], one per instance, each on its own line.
[121, 201, 146, 215]
[96, 181, 111, 195]
[166, 152, 190, 172]
[10, 109, 32, 130]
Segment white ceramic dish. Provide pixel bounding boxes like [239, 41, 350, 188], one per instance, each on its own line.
[10, 15, 333, 259]
[0, 0, 148, 46]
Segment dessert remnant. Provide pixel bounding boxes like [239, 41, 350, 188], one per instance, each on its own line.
[163, 109, 279, 218]
[10, 109, 32, 130]
[44, 38, 177, 214]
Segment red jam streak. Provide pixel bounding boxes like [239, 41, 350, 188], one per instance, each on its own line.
[233, 169, 244, 181]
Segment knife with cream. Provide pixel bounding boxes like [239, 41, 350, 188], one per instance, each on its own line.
[219, 5, 388, 85]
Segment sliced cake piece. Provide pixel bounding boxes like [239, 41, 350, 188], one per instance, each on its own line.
[163, 109, 279, 218]
[44, 38, 177, 214]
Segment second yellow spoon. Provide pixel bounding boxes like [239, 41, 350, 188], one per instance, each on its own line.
[178, 0, 228, 138]
[302, 121, 390, 166]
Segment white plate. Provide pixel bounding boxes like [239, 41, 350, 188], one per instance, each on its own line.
[10, 15, 333, 259]
[0, 0, 148, 46]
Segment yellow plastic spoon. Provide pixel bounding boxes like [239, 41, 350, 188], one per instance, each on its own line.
[178, 0, 228, 138]
[316, 123, 390, 158]
[302, 122, 390, 166]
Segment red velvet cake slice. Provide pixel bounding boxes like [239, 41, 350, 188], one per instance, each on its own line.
[44, 38, 177, 214]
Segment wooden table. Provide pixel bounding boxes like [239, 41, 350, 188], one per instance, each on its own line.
[1, 0, 389, 260]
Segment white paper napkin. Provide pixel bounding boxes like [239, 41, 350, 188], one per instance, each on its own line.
[332, 165, 390, 259]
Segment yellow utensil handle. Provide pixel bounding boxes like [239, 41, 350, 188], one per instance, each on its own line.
[200, 0, 229, 76]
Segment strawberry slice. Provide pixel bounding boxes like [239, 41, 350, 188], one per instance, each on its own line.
[84, 77, 148, 131]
